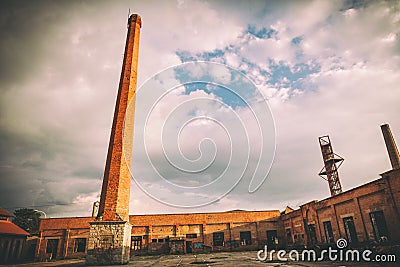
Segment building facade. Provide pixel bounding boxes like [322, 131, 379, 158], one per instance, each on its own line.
[0, 208, 30, 264]
[35, 168, 400, 260]
[36, 210, 281, 259]
[281, 168, 400, 249]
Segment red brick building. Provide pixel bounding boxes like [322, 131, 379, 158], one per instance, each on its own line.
[0, 207, 30, 264]
[35, 167, 400, 259]
[281, 168, 400, 249]
[37, 209, 281, 259]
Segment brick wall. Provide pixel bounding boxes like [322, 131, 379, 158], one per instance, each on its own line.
[281, 169, 400, 248]
[36, 169, 400, 258]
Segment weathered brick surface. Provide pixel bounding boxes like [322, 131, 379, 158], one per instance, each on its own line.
[39, 217, 92, 230]
[129, 210, 280, 226]
[97, 14, 141, 222]
[86, 222, 131, 265]
[37, 210, 280, 259]
[36, 170, 400, 259]
[83, 14, 141, 265]
[281, 168, 400, 247]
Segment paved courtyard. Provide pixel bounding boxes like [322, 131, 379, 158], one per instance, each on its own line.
[129, 251, 386, 266]
[5, 250, 396, 267]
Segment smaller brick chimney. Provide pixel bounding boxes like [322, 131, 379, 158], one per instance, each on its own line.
[381, 124, 400, 170]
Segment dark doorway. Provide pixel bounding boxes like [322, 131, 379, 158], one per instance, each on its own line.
[213, 232, 224, 246]
[343, 216, 358, 243]
[285, 228, 293, 244]
[186, 241, 192, 253]
[74, 238, 86, 253]
[240, 231, 252, 246]
[323, 221, 334, 243]
[308, 224, 317, 245]
[46, 239, 59, 260]
[131, 236, 142, 250]
[266, 230, 277, 248]
[25, 242, 37, 261]
[370, 211, 389, 242]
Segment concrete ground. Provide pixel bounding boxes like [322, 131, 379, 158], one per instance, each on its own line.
[3, 250, 396, 267]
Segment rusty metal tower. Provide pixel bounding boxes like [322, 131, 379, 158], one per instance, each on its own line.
[318, 135, 344, 196]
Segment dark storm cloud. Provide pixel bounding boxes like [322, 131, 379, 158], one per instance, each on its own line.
[0, 0, 399, 217]
[0, 0, 117, 215]
[0, 1, 75, 88]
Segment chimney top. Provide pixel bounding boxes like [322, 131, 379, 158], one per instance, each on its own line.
[129, 14, 142, 28]
[381, 123, 400, 170]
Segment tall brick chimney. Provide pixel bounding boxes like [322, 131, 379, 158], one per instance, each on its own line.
[97, 14, 141, 223]
[381, 124, 400, 170]
[86, 14, 141, 265]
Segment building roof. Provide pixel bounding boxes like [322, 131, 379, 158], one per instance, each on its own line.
[0, 207, 13, 218]
[281, 206, 294, 215]
[0, 220, 29, 236]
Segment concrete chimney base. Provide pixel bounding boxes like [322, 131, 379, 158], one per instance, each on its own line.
[86, 221, 131, 265]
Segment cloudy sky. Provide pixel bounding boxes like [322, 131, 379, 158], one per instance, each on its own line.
[0, 0, 399, 218]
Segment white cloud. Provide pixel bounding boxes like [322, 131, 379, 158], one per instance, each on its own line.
[1, 0, 399, 216]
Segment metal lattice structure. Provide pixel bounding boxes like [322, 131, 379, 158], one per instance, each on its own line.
[318, 135, 344, 196]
